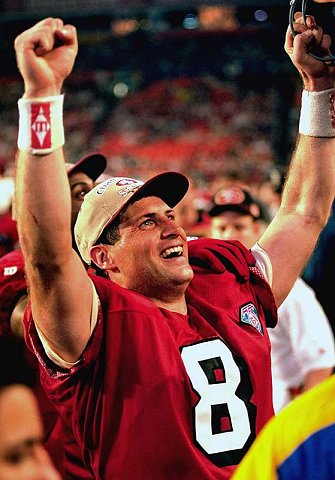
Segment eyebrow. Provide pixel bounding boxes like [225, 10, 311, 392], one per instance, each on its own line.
[3, 436, 42, 456]
[123, 208, 175, 224]
[140, 209, 174, 218]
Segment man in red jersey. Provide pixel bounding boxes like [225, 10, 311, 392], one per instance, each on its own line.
[0, 152, 106, 478]
[14, 13, 335, 480]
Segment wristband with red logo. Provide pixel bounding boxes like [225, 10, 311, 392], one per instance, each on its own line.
[17, 95, 65, 155]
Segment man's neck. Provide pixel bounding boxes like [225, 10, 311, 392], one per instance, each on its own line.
[150, 295, 188, 315]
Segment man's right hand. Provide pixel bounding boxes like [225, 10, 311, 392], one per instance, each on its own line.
[14, 17, 78, 99]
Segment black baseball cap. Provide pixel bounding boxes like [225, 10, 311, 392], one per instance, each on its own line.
[66, 153, 107, 181]
[208, 186, 261, 220]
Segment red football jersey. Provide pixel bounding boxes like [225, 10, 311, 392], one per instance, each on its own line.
[24, 240, 277, 480]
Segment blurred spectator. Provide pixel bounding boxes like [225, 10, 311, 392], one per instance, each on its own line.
[270, 278, 335, 412]
[257, 164, 288, 220]
[303, 201, 335, 338]
[205, 185, 265, 244]
[0, 176, 14, 215]
[175, 177, 212, 238]
[206, 185, 335, 412]
[0, 163, 18, 257]
[232, 374, 335, 480]
[0, 337, 61, 480]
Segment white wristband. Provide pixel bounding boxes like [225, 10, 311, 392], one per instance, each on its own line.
[299, 88, 335, 138]
[17, 95, 65, 155]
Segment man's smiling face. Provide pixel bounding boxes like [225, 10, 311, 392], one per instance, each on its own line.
[107, 196, 193, 298]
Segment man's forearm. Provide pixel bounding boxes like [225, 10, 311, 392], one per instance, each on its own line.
[15, 148, 72, 267]
[281, 134, 335, 227]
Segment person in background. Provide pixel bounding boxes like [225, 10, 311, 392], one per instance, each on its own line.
[303, 199, 335, 338]
[261, 165, 335, 362]
[0, 337, 61, 480]
[0, 153, 106, 478]
[231, 374, 335, 480]
[257, 165, 288, 221]
[1, 153, 107, 337]
[174, 176, 212, 238]
[0, 169, 18, 257]
[13, 13, 335, 479]
[206, 185, 335, 412]
[206, 186, 265, 248]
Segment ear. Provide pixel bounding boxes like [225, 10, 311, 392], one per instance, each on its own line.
[89, 245, 119, 272]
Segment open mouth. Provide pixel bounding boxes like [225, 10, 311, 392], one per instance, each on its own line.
[161, 246, 183, 259]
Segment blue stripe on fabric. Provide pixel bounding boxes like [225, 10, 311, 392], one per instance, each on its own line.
[278, 423, 335, 480]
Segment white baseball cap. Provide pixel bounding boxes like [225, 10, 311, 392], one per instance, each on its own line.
[74, 171, 189, 264]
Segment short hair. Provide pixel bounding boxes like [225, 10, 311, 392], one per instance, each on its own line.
[96, 221, 121, 247]
[90, 214, 122, 278]
[90, 198, 144, 277]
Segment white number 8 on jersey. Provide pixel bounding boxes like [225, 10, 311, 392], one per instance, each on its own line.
[181, 338, 253, 465]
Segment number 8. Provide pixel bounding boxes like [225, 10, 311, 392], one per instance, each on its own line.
[181, 338, 253, 465]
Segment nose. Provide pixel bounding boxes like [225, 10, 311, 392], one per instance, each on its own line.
[222, 226, 239, 240]
[30, 446, 62, 480]
[161, 218, 182, 239]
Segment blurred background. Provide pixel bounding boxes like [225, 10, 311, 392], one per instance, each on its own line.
[0, 0, 334, 186]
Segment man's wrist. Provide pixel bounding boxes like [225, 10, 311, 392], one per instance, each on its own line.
[22, 82, 63, 99]
[301, 72, 334, 92]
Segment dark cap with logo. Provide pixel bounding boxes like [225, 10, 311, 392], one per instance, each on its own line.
[208, 186, 261, 220]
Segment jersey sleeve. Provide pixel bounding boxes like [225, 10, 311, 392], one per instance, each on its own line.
[251, 243, 273, 287]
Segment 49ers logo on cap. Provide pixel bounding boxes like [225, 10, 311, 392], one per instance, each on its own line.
[116, 178, 143, 197]
[214, 187, 245, 206]
[116, 178, 140, 187]
[96, 177, 143, 197]
[30, 103, 51, 149]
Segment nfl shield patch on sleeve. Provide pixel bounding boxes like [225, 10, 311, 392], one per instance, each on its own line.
[240, 303, 263, 334]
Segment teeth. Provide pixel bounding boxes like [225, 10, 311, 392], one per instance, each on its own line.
[162, 246, 183, 258]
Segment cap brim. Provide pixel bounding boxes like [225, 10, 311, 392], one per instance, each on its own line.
[133, 171, 189, 208]
[209, 204, 252, 218]
[108, 171, 189, 229]
[67, 153, 107, 181]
